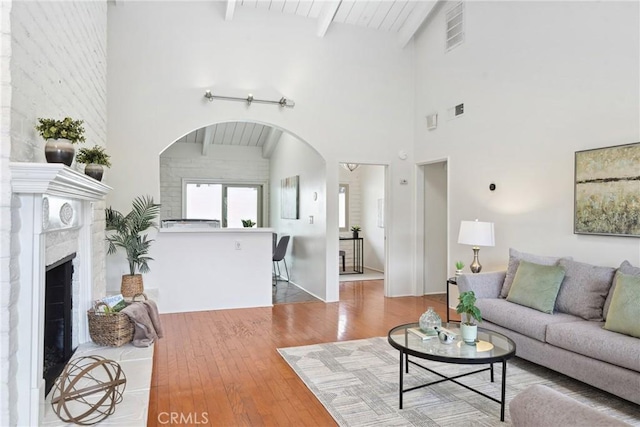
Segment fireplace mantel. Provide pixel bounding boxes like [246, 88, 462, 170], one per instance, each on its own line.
[10, 162, 111, 426]
[10, 162, 111, 199]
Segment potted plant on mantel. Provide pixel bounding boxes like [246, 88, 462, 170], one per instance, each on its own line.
[75, 145, 111, 181]
[105, 195, 161, 298]
[35, 117, 86, 166]
[456, 290, 483, 345]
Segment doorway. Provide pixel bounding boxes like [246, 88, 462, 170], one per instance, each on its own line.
[422, 160, 448, 295]
[338, 163, 387, 288]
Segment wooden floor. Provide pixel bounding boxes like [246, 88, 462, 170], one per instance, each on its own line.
[147, 281, 458, 426]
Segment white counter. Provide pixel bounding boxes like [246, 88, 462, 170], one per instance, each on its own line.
[146, 227, 274, 313]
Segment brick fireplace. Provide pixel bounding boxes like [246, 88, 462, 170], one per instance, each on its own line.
[10, 163, 110, 426]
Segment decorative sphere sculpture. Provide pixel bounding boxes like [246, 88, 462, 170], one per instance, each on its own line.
[51, 355, 126, 425]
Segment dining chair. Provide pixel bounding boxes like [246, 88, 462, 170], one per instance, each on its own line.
[273, 235, 290, 285]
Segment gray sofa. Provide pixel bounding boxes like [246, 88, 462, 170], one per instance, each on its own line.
[457, 255, 640, 406]
[509, 385, 631, 426]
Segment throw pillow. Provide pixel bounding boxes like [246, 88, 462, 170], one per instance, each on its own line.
[604, 260, 640, 320]
[507, 260, 566, 314]
[603, 272, 640, 338]
[500, 248, 571, 298]
[554, 259, 615, 320]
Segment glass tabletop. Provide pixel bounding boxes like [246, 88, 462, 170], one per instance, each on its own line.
[388, 322, 516, 364]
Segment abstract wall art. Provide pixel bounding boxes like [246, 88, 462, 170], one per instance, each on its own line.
[574, 142, 640, 236]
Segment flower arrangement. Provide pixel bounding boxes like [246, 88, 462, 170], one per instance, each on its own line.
[35, 117, 86, 144]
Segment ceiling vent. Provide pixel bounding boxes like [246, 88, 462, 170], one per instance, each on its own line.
[446, 2, 464, 52]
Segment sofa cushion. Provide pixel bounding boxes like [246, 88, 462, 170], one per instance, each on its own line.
[604, 272, 640, 339]
[555, 259, 615, 320]
[475, 298, 582, 342]
[500, 248, 571, 298]
[506, 261, 565, 314]
[604, 260, 640, 320]
[546, 320, 640, 372]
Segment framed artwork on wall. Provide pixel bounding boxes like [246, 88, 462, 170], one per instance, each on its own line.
[281, 175, 300, 219]
[574, 142, 640, 237]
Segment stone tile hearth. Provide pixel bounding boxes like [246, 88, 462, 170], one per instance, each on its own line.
[42, 343, 154, 426]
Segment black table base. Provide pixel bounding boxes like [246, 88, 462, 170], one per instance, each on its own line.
[398, 351, 508, 422]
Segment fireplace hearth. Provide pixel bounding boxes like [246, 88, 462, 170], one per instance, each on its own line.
[43, 254, 76, 395]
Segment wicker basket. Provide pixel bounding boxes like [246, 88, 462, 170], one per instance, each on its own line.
[87, 303, 134, 347]
[121, 274, 144, 298]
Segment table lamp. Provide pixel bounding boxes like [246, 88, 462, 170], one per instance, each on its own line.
[458, 220, 495, 273]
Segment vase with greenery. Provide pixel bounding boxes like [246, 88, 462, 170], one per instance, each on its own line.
[105, 195, 161, 298]
[455, 261, 465, 276]
[351, 225, 361, 239]
[241, 219, 256, 228]
[35, 117, 86, 166]
[76, 145, 111, 181]
[456, 290, 483, 344]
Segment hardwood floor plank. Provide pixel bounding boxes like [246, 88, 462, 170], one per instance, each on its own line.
[148, 281, 447, 426]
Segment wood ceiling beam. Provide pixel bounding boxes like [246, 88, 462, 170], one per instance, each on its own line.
[317, 1, 341, 37]
[202, 126, 215, 156]
[397, 0, 439, 48]
[225, 0, 236, 21]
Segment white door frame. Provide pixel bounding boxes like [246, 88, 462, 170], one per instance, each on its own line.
[415, 157, 450, 296]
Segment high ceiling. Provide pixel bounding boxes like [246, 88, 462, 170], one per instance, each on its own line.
[176, 1, 441, 152]
[229, 0, 439, 47]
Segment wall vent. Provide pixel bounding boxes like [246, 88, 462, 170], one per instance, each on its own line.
[445, 2, 464, 52]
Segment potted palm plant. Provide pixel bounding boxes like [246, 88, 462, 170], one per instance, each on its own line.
[105, 195, 161, 298]
[456, 290, 483, 344]
[75, 145, 111, 181]
[351, 225, 361, 239]
[35, 117, 86, 166]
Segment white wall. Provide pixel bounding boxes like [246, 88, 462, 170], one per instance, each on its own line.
[414, 1, 640, 272]
[1, 1, 107, 424]
[360, 165, 385, 272]
[107, 2, 416, 300]
[159, 142, 270, 221]
[269, 132, 327, 299]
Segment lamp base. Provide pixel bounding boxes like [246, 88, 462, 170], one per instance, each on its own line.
[470, 247, 482, 273]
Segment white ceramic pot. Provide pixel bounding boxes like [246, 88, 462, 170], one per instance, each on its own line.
[460, 323, 478, 344]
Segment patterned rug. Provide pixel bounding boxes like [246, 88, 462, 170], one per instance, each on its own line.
[278, 337, 640, 426]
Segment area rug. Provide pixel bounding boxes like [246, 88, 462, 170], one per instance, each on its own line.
[278, 337, 640, 427]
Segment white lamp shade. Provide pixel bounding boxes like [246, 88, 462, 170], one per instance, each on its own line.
[458, 220, 495, 247]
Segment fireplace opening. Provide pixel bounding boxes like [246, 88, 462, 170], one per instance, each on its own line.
[43, 254, 76, 395]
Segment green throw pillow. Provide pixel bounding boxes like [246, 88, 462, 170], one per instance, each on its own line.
[604, 272, 640, 338]
[507, 260, 566, 314]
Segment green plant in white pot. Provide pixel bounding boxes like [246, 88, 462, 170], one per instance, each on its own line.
[105, 195, 160, 298]
[35, 117, 86, 166]
[76, 145, 111, 181]
[455, 260, 465, 276]
[456, 290, 482, 345]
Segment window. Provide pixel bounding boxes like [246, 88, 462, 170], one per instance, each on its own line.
[183, 180, 263, 227]
[339, 184, 349, 231]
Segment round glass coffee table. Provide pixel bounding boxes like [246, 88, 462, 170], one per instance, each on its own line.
[388, 322, 516, 422]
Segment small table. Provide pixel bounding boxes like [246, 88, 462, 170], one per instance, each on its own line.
[388, 322, 516, 422]
[446, 277, 457, 322]
[339, 237, 364, 274]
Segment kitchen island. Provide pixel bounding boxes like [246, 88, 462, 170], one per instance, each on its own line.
[144, 227, 274, 313]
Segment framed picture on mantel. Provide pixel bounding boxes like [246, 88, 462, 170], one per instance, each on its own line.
[574, 142, 640, 237]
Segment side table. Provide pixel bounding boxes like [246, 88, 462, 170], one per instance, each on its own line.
[446, 277, 457, 323]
